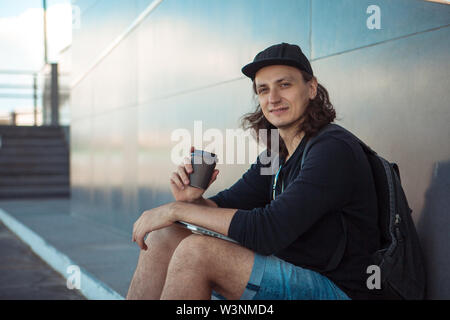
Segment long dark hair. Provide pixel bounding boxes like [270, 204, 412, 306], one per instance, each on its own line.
[240, 70, 336, 160]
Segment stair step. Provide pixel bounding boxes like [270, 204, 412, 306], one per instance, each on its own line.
[0, 185, 70, 198]
[0, 162, 68, 168]
[0, 175, 69, 186]
[0, 131, 65, 138]
[1, 138, 66, 147]
[0, 125, 69, 199]
[0, 146, 68, 156]
[0, 165, 68, 175]
[0, 125, 64, 134]
[0, 155, 68, 164]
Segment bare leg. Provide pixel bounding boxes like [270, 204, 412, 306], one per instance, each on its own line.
[126, 224, 192, 299]
[160, 234, 255, 300]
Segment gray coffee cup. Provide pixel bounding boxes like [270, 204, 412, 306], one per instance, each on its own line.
[189, 150, 218, 189]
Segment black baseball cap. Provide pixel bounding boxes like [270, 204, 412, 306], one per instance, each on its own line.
[241, 43, 313, 80]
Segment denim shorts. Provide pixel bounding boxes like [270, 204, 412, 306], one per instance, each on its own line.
[212, 253, 351, 300]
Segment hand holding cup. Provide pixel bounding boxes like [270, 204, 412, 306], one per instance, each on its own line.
[169, 146, 219, 203]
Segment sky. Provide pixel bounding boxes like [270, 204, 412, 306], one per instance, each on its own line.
[0, 0, 72, 118]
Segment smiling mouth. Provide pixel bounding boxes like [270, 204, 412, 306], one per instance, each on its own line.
[270, 107, 289, 113]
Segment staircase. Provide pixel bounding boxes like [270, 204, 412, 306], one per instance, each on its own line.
[0, 125, 70, 198]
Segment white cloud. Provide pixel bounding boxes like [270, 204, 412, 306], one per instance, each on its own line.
[0, 3, 72, 71]
[46, 3, 72, 62]
[0, 7, 44, 70]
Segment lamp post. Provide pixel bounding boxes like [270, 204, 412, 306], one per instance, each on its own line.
[43, 0, 48, 65]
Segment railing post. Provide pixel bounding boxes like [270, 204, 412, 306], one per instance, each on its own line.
[33, 73, 38, 126]
[51, 63, 59, 126]
[10, 111, 16, 125]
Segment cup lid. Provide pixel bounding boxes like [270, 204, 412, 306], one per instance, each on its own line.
[191, 149, 218, 163]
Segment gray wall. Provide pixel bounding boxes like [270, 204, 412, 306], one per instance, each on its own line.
[70, 0, 450, 298]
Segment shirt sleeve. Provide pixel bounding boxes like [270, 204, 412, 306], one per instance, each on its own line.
[228, 135, 357, 255]
[208, 153, 272, 210]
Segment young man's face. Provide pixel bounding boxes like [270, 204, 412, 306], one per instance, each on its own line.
[254, 65, 317, 131]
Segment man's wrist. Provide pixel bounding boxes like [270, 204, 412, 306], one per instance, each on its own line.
[190, 196, 205, 205]
[168, 201, 182, 221]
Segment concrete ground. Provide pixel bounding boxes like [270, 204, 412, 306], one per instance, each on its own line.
[0, 198, 140, 299]
[0, 221, 85, 300]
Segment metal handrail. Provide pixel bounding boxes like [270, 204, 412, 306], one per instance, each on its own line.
[0, 70, 40, 126]
[0, 110, 42, 126]
[0, 70, 69, 76]
[0, 94, 42, 99]
[0, 84, 34, 89]
[0, 69, 37, 75]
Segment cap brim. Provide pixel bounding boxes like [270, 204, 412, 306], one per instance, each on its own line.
[241, 58, 308, 80]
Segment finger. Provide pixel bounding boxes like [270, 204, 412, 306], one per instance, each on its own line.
[170, 172, 185, 190]
[177, 165, 190, 185]
[207, 169, 219, 188]
[183, 156, 193, 174]
[170, 178, 185, 190]
[133, 223, 140, 243]
[132, 214, 144, 243]
[187, 146, 195, 172]
[133, 217, 144, 249]
[211, 169, 219, 180]
[136, 230, 147, 251]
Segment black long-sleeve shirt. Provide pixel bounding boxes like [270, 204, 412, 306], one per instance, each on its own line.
[208, 127, 380, 299]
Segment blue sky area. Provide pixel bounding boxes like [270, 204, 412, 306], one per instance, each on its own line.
[0, 0, 71, 117]
[0, 0, 69, 17]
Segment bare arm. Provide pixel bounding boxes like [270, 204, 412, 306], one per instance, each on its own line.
[171, 201, 236, 236]
[191, 197, 219, 208]
[133, 200, 235, 250]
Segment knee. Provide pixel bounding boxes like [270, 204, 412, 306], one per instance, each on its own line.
[144, 224, 190, 252]
[170, 234, 212, 269]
